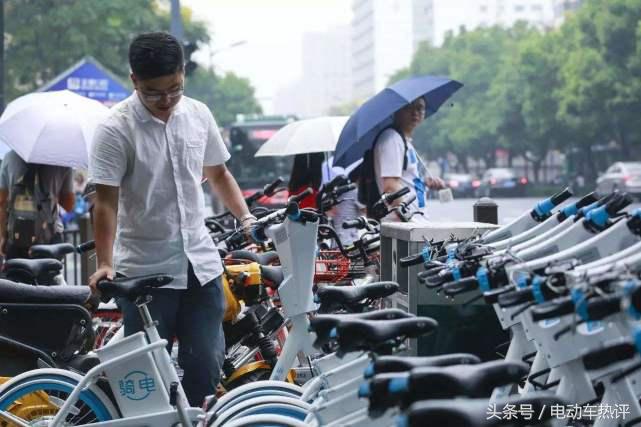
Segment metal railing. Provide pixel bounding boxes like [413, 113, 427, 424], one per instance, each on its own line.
[62, 226, 81, 286]
[62, 214, 95, 286]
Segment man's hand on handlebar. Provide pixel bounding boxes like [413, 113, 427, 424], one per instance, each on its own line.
[239, 214, 258, 238]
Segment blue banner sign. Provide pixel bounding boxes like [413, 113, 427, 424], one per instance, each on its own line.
[40, 56, 129, 106]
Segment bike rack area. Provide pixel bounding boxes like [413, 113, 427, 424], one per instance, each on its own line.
[381, 221, 502, 358]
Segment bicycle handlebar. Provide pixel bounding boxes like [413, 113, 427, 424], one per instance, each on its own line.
[320, 183, 358, 212]
[263, 177, 284, 197]
[205, 218, 227, 234]
[384, 187, 410, 204]
[77, 240, 96, 253]
[530, 297, 574, 321]
[289, 187, 314, 204]
[334, 183, 357, 198]
[550, 187, 573, 206]
[400, 251, 429, 267]
[342, 216, 379, 231]
[324, 174, 349, 191]
[244, 177, 285, 205]
[395, 194, 418, 222]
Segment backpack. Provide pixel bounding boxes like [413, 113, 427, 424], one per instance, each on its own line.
[7, 165, 57, 250]
[358, 127, 408, 217]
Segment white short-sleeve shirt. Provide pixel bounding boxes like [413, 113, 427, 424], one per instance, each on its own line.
[374, 128, 429, 221]
[89, 93, 230, 289]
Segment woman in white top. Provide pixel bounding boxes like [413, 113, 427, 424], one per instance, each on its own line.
[373, 97, 445, 221]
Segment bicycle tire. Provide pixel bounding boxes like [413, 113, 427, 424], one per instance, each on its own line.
[213, 395, 310, 427]
[223, 413, 308, 427]
[211, 380, 303, 417]
[0, 369, 119, 424]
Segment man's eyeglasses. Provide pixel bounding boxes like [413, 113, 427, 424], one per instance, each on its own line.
[139, 86, 184, 102]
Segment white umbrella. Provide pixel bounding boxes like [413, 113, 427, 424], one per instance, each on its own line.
[255, 116, 349, 157]
[0, 90, 111, 168]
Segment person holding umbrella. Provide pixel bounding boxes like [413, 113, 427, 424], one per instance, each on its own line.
[333, 75, 463, 221]
[373, 96, 445, 220]
[88, 32, 255, 407]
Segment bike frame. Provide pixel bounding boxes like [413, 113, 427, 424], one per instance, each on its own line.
[0, 298, 204, 427]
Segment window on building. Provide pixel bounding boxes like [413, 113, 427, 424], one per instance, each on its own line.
[514, 4, 525, 12]
[532, 4, 543, 11]
[480, 5, 488, 13]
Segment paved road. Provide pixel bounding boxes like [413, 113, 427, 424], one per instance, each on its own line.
[425, 196, 641, 225]
[205, 193, 641, 226]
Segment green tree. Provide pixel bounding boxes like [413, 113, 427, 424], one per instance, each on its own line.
[400, 27, 526, 171]
[4, 0, 208, 100]
[185, 67, 262, 127]
[390, 0, 641, 185]
[4, 0, 262, 128]
[556, 0, 641, 181]
[490, 28, 568, 183]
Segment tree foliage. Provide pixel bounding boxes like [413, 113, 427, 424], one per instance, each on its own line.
[393, 0, 641, 182]
[185, 67, 262, 127]
[4, 0, 261, 126]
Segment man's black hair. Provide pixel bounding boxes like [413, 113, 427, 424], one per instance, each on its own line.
[129, 32, 184, 80]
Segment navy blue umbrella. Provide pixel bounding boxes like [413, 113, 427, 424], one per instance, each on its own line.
[333, 75, 463, 168]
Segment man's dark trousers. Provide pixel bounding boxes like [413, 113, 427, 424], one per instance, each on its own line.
[118, 263, 226, 407]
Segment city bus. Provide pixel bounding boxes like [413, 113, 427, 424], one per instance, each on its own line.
[226, 115, 297, 206]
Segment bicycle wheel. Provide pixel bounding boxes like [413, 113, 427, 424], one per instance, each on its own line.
[211, 381, 303, 416]
[212, 396, 310, 427]
[0, 369, 118, 425]
[223, 414, 308, 427]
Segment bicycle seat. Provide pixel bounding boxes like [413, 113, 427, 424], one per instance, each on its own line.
[582, 340, 637, 370]
[4, 258, 63, 278]
[335, 316, 438, 354]
[0, 279, 90, 305]
[403, 360, 528, 403]
[361, 360, 528, 413]
[309, 308, 413, 349]
[401, 393, 568, 427]
[228, 250, 279, 266]
[97, 274, 174, 301]
[29, 243, 76, 259]
[315, 282, 399, 308]
[364, 353, 481, 378]
[260, 265, 284, 288]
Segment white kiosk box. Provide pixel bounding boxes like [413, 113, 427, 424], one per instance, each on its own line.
[380, 221, 508, 359]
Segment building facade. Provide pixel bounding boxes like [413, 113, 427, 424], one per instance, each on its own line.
[273, 25, 352, 117]
[352, 0, 421, 100]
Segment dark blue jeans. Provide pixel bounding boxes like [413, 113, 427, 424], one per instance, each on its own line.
[117, 264, 226, 407]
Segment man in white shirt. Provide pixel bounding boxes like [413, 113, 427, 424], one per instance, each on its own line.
[374, 97, 445, 221]
[89, 32, 256, 406]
